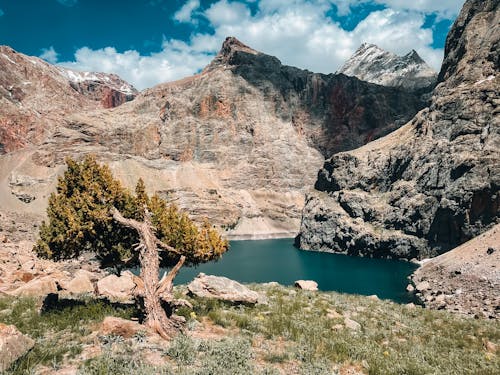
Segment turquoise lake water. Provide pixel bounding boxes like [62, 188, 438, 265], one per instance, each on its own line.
[172, 238, 418, 303]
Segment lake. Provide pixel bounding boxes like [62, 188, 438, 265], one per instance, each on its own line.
[172, 238, 418, 303]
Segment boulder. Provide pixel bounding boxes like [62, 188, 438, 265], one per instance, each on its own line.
[0, 323, 35, 371]
[99, 317, 147, 339]
[96, 272, 136, 302]
[59, 271, 94, 296]
[11, 275, 57, 297]
[294, 280, 318, 291]
[415, 281, 430, 292]
[188, 273, 262, 304]
[344, 317, 361, 331]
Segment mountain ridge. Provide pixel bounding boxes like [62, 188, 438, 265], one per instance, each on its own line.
[338, 43, 437, 90]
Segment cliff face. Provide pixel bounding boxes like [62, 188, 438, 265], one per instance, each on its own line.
[0, 38, 428, 239]
[0, 46, 137, 154]
[297, 0, 500, 259]
[338, 43, 437, 90]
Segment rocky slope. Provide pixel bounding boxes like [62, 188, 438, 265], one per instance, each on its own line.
[411, 223, 499, 318]
[0, 38, 428, 239]
[0, 46, 137, 154]
[297, 0, 499, 259]
[338, 43, 437, 90]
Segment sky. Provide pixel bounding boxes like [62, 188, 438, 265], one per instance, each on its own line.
[0, 0, 463, 90]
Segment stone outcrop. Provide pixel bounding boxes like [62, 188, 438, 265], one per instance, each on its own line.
[0, 323, 35, 371]
[99, 317, 149, 338]
[338, 43, 437, 90]
[188, 273, 264, 304]
[297, 0, 499, 259]
[0, 38, 428, 239]
[411, 223, 499, 318]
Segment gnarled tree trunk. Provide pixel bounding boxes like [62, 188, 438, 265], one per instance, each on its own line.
[111, 207, 186, 339]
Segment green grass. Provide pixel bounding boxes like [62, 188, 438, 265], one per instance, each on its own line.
[1, 284, 499, 375]
[0, 296, 136, 374]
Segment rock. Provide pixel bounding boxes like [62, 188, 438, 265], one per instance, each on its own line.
[0, 323, 35, 371]
[11, 275, 57, 297]
[96, 273, 135, 302]
[326, 309, 342, 319]
[415, 281, 430, 292]
[59, 271, 94, 296]
[367, 294, 379, 300]
[294, 280, 318, 291]
[483, 339, 497, 354]
[188, 273, 263, 304]
[344, 317, 361, 331]
[405, 303, 416, 309]
[338, 43, 437, 90]
[411, 224, 500, 318]
[297, 0, 500, 260]
[406, 284, 415, 293]
[99, 317, 147, 339]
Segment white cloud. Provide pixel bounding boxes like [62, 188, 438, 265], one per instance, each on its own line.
[56, 0, 78, 7]
[174, 0, 200, 23]
[330, 0, 461, 19]
[59, 0, 452, 89]
[205, 0, 251, 26]
[374, 0, 462, 19]
[58, 42, 214, 90]
[40, 46, 59, 64]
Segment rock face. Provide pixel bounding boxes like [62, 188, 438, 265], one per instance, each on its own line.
[411, 223, 500, 318]
[0, 38, 427, 239]
[0, 46, 137, 154]
[0, 323, 35, 371]
[297, 0, 499, 259]
[338, 43, 437, 90]
[188, 273, 263, 304]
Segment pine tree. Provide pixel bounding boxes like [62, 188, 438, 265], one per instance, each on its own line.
[35, 156, 229, 338]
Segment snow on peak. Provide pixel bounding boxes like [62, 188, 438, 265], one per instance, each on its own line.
[57, 67, 138, 96]
[338, 44, 437, 90]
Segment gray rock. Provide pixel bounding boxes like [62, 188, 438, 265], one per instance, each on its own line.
[96, 272, 136, 302]
[188, 273, 263, 304]
[344, 317, 361, 331]
[297, 0, 500, 260]
[0, 323, 35, 371]
[294, 280, 318, 291]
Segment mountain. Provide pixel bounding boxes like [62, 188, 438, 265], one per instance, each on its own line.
[0, 38, 430, 239]
[0, 46, 137, 154]
[297, 0, 499, 259]
[338, 43, 437, 90]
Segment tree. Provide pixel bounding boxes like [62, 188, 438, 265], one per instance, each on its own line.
[35, 156, 229, 338]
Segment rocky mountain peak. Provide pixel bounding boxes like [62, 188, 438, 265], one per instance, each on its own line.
[203, 36, 260, 72]
[338, 43, 437, 90]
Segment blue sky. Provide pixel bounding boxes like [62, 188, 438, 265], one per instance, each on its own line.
[0, 0, 463, 89]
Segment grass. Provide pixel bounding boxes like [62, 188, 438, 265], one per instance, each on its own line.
[0, 296, 136, 374]
[1, 284, 499, 374]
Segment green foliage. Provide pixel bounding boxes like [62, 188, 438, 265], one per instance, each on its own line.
[34, 155, 228, 269]
[34, 155, 137, 268]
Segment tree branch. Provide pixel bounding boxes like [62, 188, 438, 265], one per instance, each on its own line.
[157, 255, 186, 295]
[156, 238, 183, 256]
[111, 207, 142, 232]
